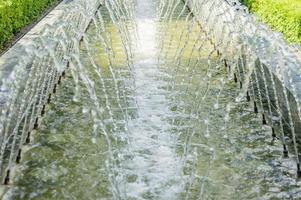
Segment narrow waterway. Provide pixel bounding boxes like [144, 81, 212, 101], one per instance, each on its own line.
[4, 0, 301, 199]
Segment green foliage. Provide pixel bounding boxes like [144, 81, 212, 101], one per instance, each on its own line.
[242, 0, 301, 44]
[0, 0, 58, 51]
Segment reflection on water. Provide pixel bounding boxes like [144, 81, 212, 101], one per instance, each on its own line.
[4, 0, 301, 199]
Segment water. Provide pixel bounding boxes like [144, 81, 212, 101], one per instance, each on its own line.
[2, 0, 301, 199]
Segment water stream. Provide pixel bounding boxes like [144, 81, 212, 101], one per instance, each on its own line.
[3, 0, 301, 199]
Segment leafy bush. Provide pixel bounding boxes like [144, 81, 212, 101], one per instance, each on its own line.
[241, 0, 301, 44]
[0, 0, 58, 51]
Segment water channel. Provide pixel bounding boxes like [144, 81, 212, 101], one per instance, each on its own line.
[3, 0, 301, 199]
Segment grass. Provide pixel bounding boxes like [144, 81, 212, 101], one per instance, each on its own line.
[0, 0, 59, 52]
[241, 0, 301, 44]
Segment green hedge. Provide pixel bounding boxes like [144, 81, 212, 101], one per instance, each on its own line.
[241, 0, 301, 44]
[0, 0, 58, 51]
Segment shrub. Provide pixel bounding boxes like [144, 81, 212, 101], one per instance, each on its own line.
[0, 0, 58, 51]
[241, 0, 301, 44]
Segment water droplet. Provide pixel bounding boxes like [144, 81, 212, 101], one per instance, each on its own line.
[214, 103, 219, 109]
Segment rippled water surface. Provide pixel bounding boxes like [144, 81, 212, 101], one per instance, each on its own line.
[4, 0, 301, 199]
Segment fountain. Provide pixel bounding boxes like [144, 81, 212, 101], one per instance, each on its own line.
[186, 0, 301, 175]
[0, 0, 300, 199]
[0, 0, 103, 187]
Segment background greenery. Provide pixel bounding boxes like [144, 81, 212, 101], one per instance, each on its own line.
[241, 0, 301, 44]
[0, 0, 58, 51]
[0, 0, 300, 50]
